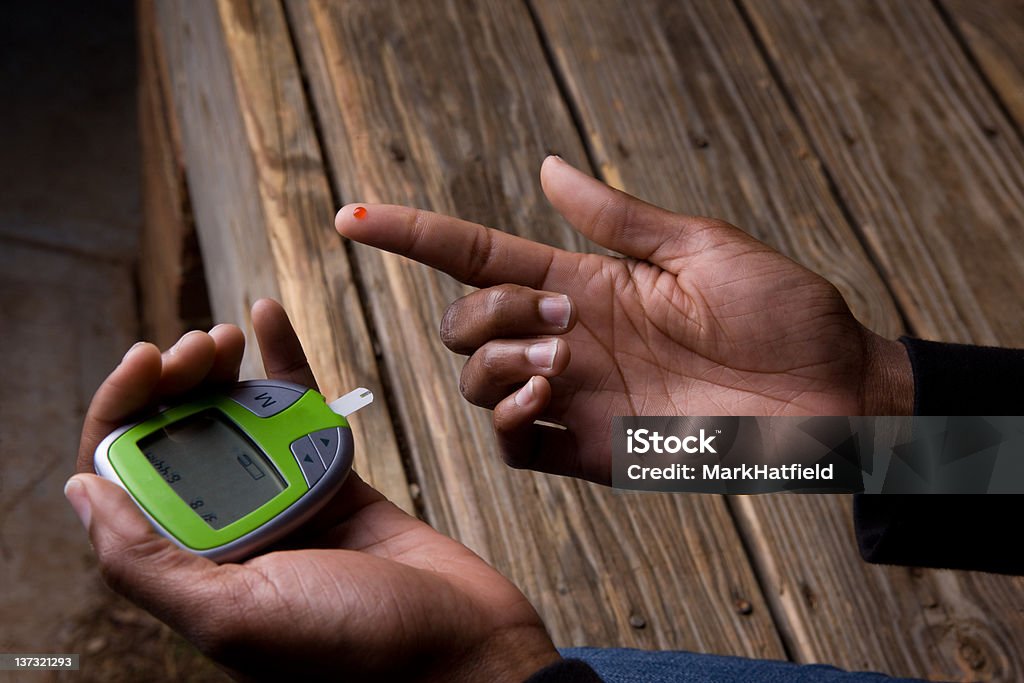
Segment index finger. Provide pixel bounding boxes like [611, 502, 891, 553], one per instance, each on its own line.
[252, 298, 318, 390]
[335, 203, 564, 290]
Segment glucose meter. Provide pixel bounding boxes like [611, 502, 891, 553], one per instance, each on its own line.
[94, 380, 373, 563]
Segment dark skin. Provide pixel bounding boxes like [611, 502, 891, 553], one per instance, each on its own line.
[68, 299, 559, 682]
[335, 155, 913, 484]
[69, 157, 913, 680]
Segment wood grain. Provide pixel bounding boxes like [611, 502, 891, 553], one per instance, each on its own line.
[737, 0, 1024, 678]
[943, 0, 1024, 131]
[284, 0, 785, 654]
[532, 0, 1024, 678]
[147, 0, 1024, 675]
[138, 0, 210, 348]
[530, 0, 901, 334]
[151, 0, 412, 511]
[731, 495, 1024, 681]
[744, 0, 1024, 348]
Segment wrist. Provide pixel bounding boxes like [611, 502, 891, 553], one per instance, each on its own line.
[859, 329, 914, 415]
[426, 624, 561, 683]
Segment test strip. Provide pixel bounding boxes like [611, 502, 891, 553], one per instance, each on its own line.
[328, 388, 374, 417]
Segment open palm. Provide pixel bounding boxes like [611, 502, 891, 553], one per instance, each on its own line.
[540, 236, 865, 476]
[219, 484, 553, 680]
[336, 156, 903, 483]
[72, 300, 557, 681]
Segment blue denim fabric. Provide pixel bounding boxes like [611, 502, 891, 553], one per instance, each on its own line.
[560, 647, 925, 682]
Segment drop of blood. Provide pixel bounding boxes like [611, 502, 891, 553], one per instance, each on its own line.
[353, 206, 368, 220]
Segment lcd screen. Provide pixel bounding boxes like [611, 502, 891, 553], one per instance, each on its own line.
[139, 410, 285, 530]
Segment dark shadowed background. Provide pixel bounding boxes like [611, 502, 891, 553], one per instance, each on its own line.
[0, 3, 224, 681]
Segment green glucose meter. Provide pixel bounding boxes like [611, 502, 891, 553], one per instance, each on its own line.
[94, 380, 373, 563]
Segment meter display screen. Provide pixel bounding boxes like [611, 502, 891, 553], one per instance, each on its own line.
[138, 410, 285, 530]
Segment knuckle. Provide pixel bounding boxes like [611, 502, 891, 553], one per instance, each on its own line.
[487, 285, 530, 336]
[439, 305, 461, 349]
[478, 345, 504, 375]
[588, 193, 629, 240]
[463, 225, 496, 284]
[685, 217, 735, 252]
[459, 363, 481, 403]
[492, 405, 514, 434]
[485, 284, 521, 314]
[461, 348, 505, 406]
[408, 209, 432, 251]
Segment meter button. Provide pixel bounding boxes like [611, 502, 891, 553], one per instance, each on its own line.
[230, 384, 304, 417]
[290, 436, 326, 487]
[310, 428, 341, 468]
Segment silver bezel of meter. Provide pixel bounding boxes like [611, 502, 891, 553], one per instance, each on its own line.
[94, 379, 363, 563]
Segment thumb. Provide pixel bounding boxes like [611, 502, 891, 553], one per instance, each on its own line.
[64, 474, 218, 618]
[540, 155, 721, 272]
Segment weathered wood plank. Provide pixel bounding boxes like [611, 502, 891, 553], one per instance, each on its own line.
[532, 0, 1024, 678]
[745, 0, 1024, 348]
[731, 495, 1024, 681]
[737, 0, 1024, 678]
[530, 0, 900, 334]
[138, 0, 211, 348]
[284, 0, 785, 655]
[943, 0, 1024, 131]
[151, 0, 413, 511]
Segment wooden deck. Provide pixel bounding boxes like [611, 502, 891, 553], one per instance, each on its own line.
[140, 1, 1024, 680]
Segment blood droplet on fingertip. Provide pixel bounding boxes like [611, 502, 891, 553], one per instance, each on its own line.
[353, 206, 368, 220]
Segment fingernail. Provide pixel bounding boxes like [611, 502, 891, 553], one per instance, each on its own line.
[527, 339, 558, 369]
[515, 377, 537, 408]
[539, 295, 571, 328]
[169, 330, 202, 356]
[122, 341, 147, 363]
[64, 478, 92, 531]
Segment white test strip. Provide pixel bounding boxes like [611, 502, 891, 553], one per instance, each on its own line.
[328, 387, 375, 417]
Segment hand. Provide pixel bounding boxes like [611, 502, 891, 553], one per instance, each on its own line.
[335, 156, 912, 484]
[68, 299, 559, 682]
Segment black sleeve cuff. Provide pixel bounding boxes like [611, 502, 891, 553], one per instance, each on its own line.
[854, 337, 1024, 575]
[854, 493, 1024, 574]
[524, 659, 604, 683]
[901, 337, 1024, 415]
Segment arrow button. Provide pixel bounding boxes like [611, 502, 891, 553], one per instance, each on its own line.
[289, 436, 326, 487]
[310, 428, 342, 468]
